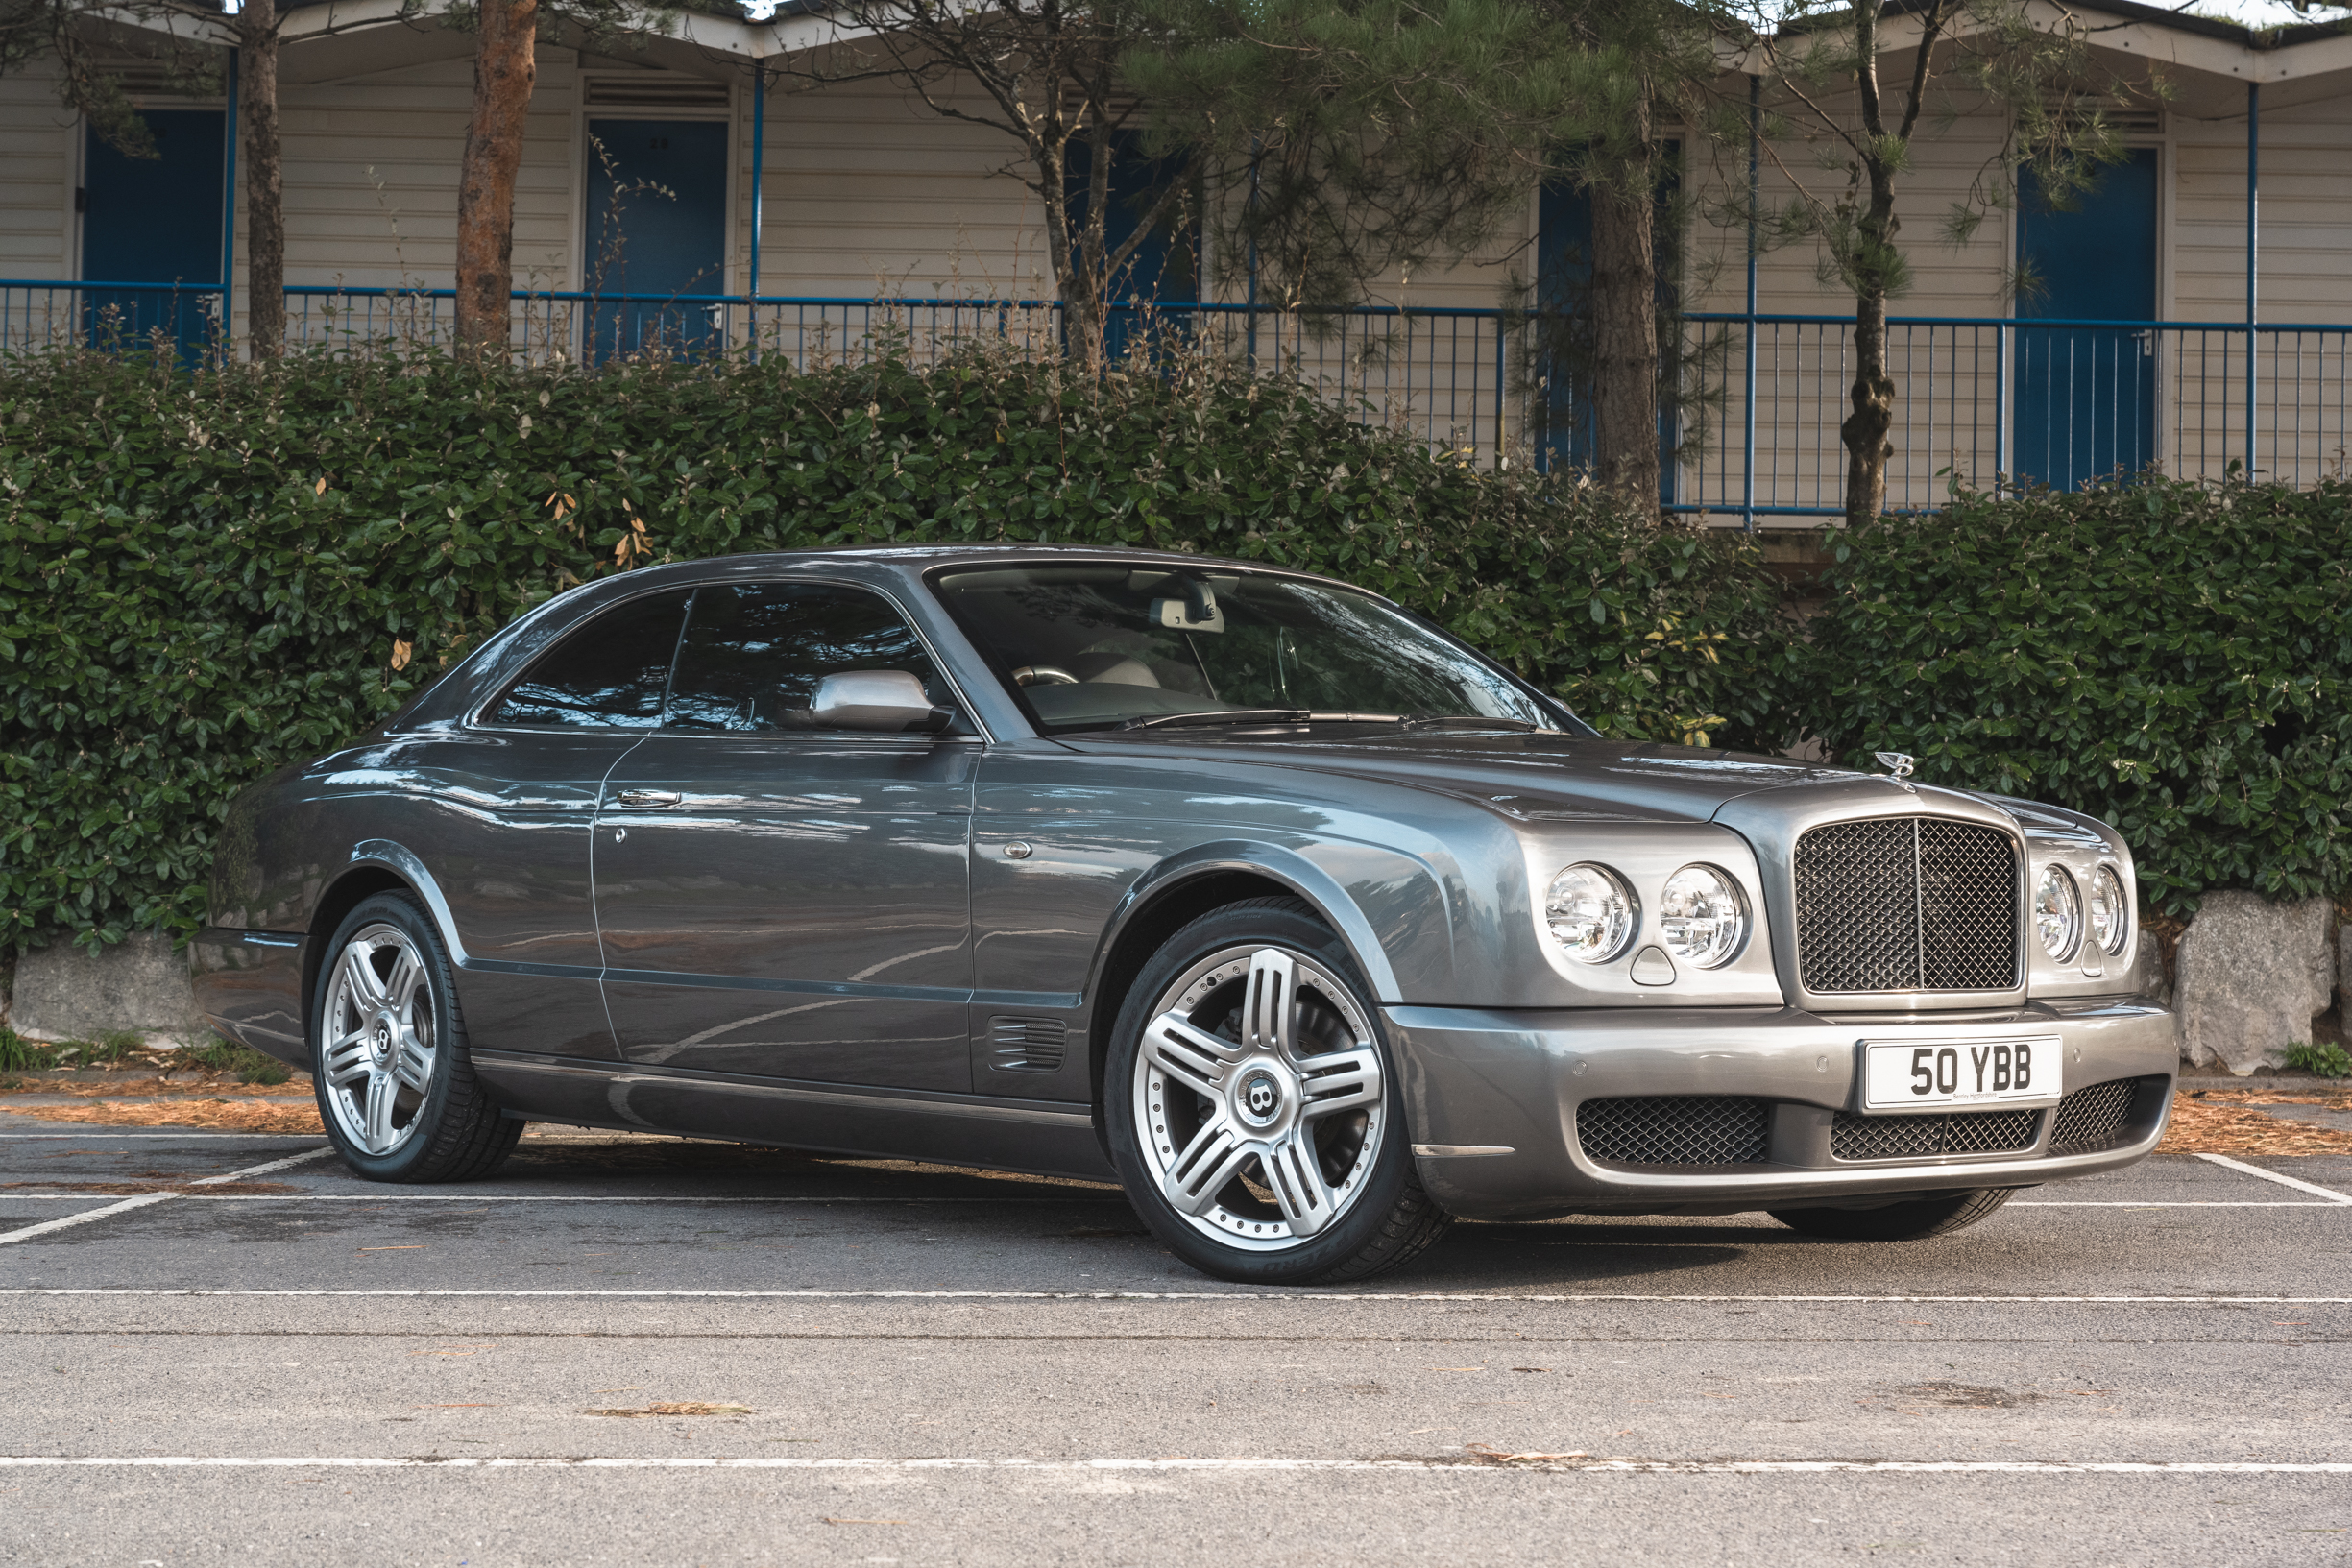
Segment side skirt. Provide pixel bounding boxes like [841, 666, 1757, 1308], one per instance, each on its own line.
[469, 1052, 1117, 1184]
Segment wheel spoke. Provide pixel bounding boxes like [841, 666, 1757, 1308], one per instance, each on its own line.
[390, 1028, 434, 1094]
[1296, 1045, 1383, 1117]
[1262, 1125, 1339, 1237]
[1161, 1112, 1252, 1217]
[361, 1070, 399, 1154]
[322, 1026, 374, 1086]
[1241, 948, 1296, 1057]
[383, 946, 424, 1019]
[1140, 1012, 1243, 1099]
[339, 942, 387, 1011]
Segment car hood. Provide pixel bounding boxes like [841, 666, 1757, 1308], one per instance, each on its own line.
[1064, 730, 1880, 824]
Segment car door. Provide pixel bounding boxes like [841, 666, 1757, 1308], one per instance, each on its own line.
[404, 585, 693, 1060]
[594, 579, 979, 1091]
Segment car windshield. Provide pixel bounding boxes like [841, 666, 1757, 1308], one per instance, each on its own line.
[930, 564, 1569, 735]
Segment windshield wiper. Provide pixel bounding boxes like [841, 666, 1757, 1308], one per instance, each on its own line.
[1401, 715, 1540, 733]
[1117, 710, 1405, 733]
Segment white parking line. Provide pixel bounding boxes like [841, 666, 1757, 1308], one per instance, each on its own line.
[0, 1455, 2344, 1475]
[2010, 1201, 2336, 1207]
[2195, 1152, 2352, 1204]
[0, 1147, 336, 1247]
[0, 1134, 329, 1142]
[3, 1288, 2347, 1304]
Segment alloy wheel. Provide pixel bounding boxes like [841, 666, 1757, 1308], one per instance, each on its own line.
[319, 922, 439, 1157]
[1131, 943, 1385, 1251]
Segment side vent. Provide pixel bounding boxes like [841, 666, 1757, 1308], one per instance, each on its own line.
[987, 1017, 1068, 1074]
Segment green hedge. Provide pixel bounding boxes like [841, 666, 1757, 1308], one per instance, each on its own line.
[0, 348, 1791, 951]
[1805, 476, 2352, 915]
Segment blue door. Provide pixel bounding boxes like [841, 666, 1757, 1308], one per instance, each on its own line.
[1534, 154, 1680, 500]
[81, 109, 224, 355]
[584, 118, 729, 361]
[1065, 130, 1198, 363]
[2015, 149, 2158, 490]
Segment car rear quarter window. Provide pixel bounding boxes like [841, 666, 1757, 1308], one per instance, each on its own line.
[485, 589, 692, 729]
[663, 582, 952, 733]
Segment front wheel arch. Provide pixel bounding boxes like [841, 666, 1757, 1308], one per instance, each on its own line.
[1084, 857, 1395, 1162]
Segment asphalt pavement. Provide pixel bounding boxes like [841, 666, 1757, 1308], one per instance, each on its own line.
[1, 1112, 2346, 1566]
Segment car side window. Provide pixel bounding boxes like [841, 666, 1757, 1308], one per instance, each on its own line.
[485, 589, 692, 729]
[665, 582, 952, 733]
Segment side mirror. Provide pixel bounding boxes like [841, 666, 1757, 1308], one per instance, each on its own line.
[807, 670, 954, 734]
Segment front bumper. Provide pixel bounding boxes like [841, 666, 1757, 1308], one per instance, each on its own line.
[1386, 997, 2175, 1221]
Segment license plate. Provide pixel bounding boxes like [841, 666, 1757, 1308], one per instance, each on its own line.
[1860, 1038, 2063, 1113]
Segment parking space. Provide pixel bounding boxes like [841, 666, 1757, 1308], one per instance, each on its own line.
[2, 1110, 2348, 1564]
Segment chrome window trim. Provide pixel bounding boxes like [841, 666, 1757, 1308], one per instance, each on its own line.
[460, 570, 1000, 745]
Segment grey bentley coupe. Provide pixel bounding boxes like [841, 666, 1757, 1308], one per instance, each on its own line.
[192, 545, 2177, 1284]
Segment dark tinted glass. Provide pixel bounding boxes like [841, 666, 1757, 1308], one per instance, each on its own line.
[488, 589, 691, 729]
[664, 582, 949, 733]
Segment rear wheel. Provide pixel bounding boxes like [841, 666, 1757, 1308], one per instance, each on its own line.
[1104, 898, 1450, 1285]
[1768, 1188, 2018, 1242]
[311, 891, 521, 1183]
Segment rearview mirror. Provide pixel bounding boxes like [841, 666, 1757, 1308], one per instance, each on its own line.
[807, 670, 954, 734]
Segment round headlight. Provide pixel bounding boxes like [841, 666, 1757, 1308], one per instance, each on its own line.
[1660, 864, 1748, 969]
[1546, 863, 1635, 964]
[2087, 864, 2128, 956]
[2034, 864, 2082, 962]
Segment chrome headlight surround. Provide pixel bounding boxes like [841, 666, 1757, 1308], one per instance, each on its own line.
[1545, 862, 1637, 965]
[2087, 863, 2129, 956]
[2033, 863, 2083, 962]
[1659, 863, 1749, 969]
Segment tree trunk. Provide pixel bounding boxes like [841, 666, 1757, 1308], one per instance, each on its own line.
[237, 0, 283, 360]
[1839, 161, 1900, 528]
[1588, 109, 1660, 507]
[454, 0, 538, 360]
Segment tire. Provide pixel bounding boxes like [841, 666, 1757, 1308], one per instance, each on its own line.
[310, 891, 521, 1183]
[1767, 1187, 2019, 1242]
[1103, 896, 1450, 1286]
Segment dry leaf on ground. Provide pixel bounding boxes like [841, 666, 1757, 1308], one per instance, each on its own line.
[586, 1402, 754, 1418]
[0, 1077, 313, 1100]
[0, 1100, 325, 1134]
[2157, 1098, 2352, 1157]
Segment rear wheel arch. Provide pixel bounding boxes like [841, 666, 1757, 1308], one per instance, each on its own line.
[304, 845, 469, 1042]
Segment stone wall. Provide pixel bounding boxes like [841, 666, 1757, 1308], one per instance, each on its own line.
[4, 933, 208, 1049]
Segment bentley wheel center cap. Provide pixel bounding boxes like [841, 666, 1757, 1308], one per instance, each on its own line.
[1237, 1068, 1285, 1126]
[370, 1016, 395, 1061]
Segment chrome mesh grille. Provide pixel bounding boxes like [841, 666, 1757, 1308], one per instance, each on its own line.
[2050, 1076, 2155, 1154]
[1794, 817, 2021, 994]
[1831, 1108, 2042, 1161]
[1576, 1096, 1772, 1168]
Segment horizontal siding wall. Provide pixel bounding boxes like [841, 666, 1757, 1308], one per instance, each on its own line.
[1675, 89, 2020, 517]
[2170, 91, 2352, 484]
[0, 69, 77, 278]
[258, 46, 582, 347]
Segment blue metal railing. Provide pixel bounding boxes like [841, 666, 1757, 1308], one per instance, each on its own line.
[1680, 312, 2352, 517]
[11, 279, 2350, 513]
[1, 280, 225, 358]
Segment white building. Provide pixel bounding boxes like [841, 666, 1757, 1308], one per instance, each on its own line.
[3, 0, 2345, 520]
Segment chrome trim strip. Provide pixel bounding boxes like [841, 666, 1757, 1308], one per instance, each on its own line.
[1414, 1144, 1515, 1158]
[469, 1051, 1095, 1128]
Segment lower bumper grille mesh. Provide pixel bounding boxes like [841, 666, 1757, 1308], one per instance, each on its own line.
[1576, 1096, 1772, 1168]
[1831, 1107, 2042, 1161]
[2050, 1075, 2164, 1154]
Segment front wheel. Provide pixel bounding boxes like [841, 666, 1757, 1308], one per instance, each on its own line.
[1104, 897, 1450, 1285]
[1768, 1188, 2019, 1242]
[311, 891, 521, 1183]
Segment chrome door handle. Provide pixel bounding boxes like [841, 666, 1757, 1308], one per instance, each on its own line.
[615, 788, 681, 808]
